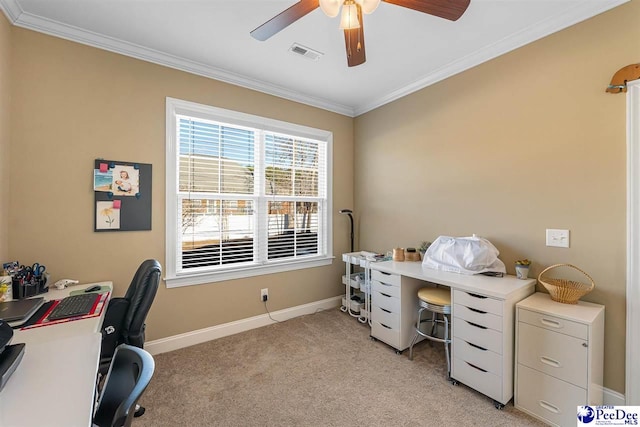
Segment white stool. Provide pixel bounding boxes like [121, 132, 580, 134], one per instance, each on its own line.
[408, 287, 452, 379]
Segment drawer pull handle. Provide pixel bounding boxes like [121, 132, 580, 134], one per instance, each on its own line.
[466, 320, 488, 330]
[467, 341, 487, 351]
[467, 292, 488, 299]
[540, 356, 561, 368]
[538, 400, 560, 414]
[380, 271, 391, 276]
[468, 307, 487, 314]
[540, 318, 562, 328]
[380, 282, 393, 287]
[380, 323, 392, 329]
[381, 308, 391, 314]
[380, 292, 392, 298]
[466, 362, 487, 373]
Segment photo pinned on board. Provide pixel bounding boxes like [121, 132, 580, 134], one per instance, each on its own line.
[93, 169, 113, 192]
[112, 165, 139, 196]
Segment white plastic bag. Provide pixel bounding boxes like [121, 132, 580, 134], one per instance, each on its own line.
[422, 235, 506, 275]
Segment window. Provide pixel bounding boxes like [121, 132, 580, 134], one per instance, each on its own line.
[165, 98, 333, 287]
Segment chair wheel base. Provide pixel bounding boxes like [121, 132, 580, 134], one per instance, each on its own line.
[493, 401, 505, 410]
[134, 405, 146, 417]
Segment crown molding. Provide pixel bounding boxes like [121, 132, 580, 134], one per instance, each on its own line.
[352, 0, 630, 116]
[0, 0, 23, 23]
[355, 0, 630, 116]
[0, 1, 356, 117]
[1, 0, 629, 118]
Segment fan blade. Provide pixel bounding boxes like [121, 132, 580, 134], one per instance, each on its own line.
[251, 0, 320, 41]
[383, 0, 470, 21]
[344, 5, 366, 67]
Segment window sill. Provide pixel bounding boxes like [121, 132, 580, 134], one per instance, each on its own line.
[165, 256, 335, 288]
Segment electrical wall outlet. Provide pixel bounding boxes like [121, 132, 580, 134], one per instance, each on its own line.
[261, 288, 269, 302]
[546, 229, 570, 248]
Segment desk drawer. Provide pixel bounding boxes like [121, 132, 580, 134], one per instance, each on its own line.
[517, 322, 587, 388]
[453, 337, 502, 376]
[453, 356, 502, 403]
[453, 290, 502, 316]
[371, 279, 401, 299]
[516, 364, 586, 427]
[371, 305, 400, 330]
[372, 290, 400, 314]
[371, 270, 400, 287]
[518, 308, 588, 340]
[372, 320, 401, 349]
[454, 318, 502, 355]
[454, 303, 503, 332]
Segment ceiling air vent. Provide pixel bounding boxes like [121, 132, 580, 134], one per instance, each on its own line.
[289, 43, 323, 61]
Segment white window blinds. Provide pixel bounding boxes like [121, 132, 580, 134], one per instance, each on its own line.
[166, 98, 332, 287]
[263, 133, 325, 261]
[178, 118, 256, 270]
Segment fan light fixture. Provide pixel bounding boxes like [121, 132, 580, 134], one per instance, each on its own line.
[250, 0, 470, 68]
[339, 1, 360, 29]
[320, 0, 381, 29]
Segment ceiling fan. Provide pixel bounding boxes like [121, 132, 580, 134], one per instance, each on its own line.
[250, 0, 471, 67]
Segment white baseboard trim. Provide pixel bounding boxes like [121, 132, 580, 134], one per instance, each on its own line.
[145, 296, 342, 356]
[604, 387, 626, 406]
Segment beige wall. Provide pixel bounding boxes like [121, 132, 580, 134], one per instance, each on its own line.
[0, 13, 10, 259]
[5, 0, 636, 396]
[355, 2, 640, 394]
[8, 28, 353, 339]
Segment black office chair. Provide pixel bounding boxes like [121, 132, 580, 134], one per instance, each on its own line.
[93, 344, 155, 427]
[100, 259, 161, 374]
[98, 259, 160, 418]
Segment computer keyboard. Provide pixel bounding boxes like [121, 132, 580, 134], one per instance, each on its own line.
[48, 293, 100, 321]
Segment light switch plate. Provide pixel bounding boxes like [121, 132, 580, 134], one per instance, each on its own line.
[546, 229, 570, 248]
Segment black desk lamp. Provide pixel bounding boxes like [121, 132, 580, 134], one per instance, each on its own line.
[339, 209, 354, 252]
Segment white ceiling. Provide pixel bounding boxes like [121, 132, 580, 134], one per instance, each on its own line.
[0, 0, 629, 116]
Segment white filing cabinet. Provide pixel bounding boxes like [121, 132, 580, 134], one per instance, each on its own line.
[451, 289, 520, 408]
[370, 269, 425, 353]
[515, 292, 604, 427]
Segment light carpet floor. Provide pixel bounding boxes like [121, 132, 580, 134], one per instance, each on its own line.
[135, 308, 545, 426]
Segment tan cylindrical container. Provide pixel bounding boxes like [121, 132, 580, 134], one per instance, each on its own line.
[392, 248, 405, 261]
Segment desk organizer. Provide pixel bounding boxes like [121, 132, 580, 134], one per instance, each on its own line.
[404, 250, 421, 262]
[11, 276, 49, 299]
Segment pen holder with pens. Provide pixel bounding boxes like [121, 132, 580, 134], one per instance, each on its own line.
[11, 274, 49, 299]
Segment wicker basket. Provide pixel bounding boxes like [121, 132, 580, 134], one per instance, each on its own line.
[537, 263, 595, 304]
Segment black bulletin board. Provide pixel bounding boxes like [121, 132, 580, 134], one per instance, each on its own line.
[93, 159, 152, 232]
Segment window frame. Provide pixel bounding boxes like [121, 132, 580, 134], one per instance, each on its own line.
[165, 97, 333, 288]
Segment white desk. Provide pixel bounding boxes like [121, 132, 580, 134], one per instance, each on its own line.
[370, 261, 535, 299]
[369, 261, 535, 407]
[0, 282, 112, 427]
